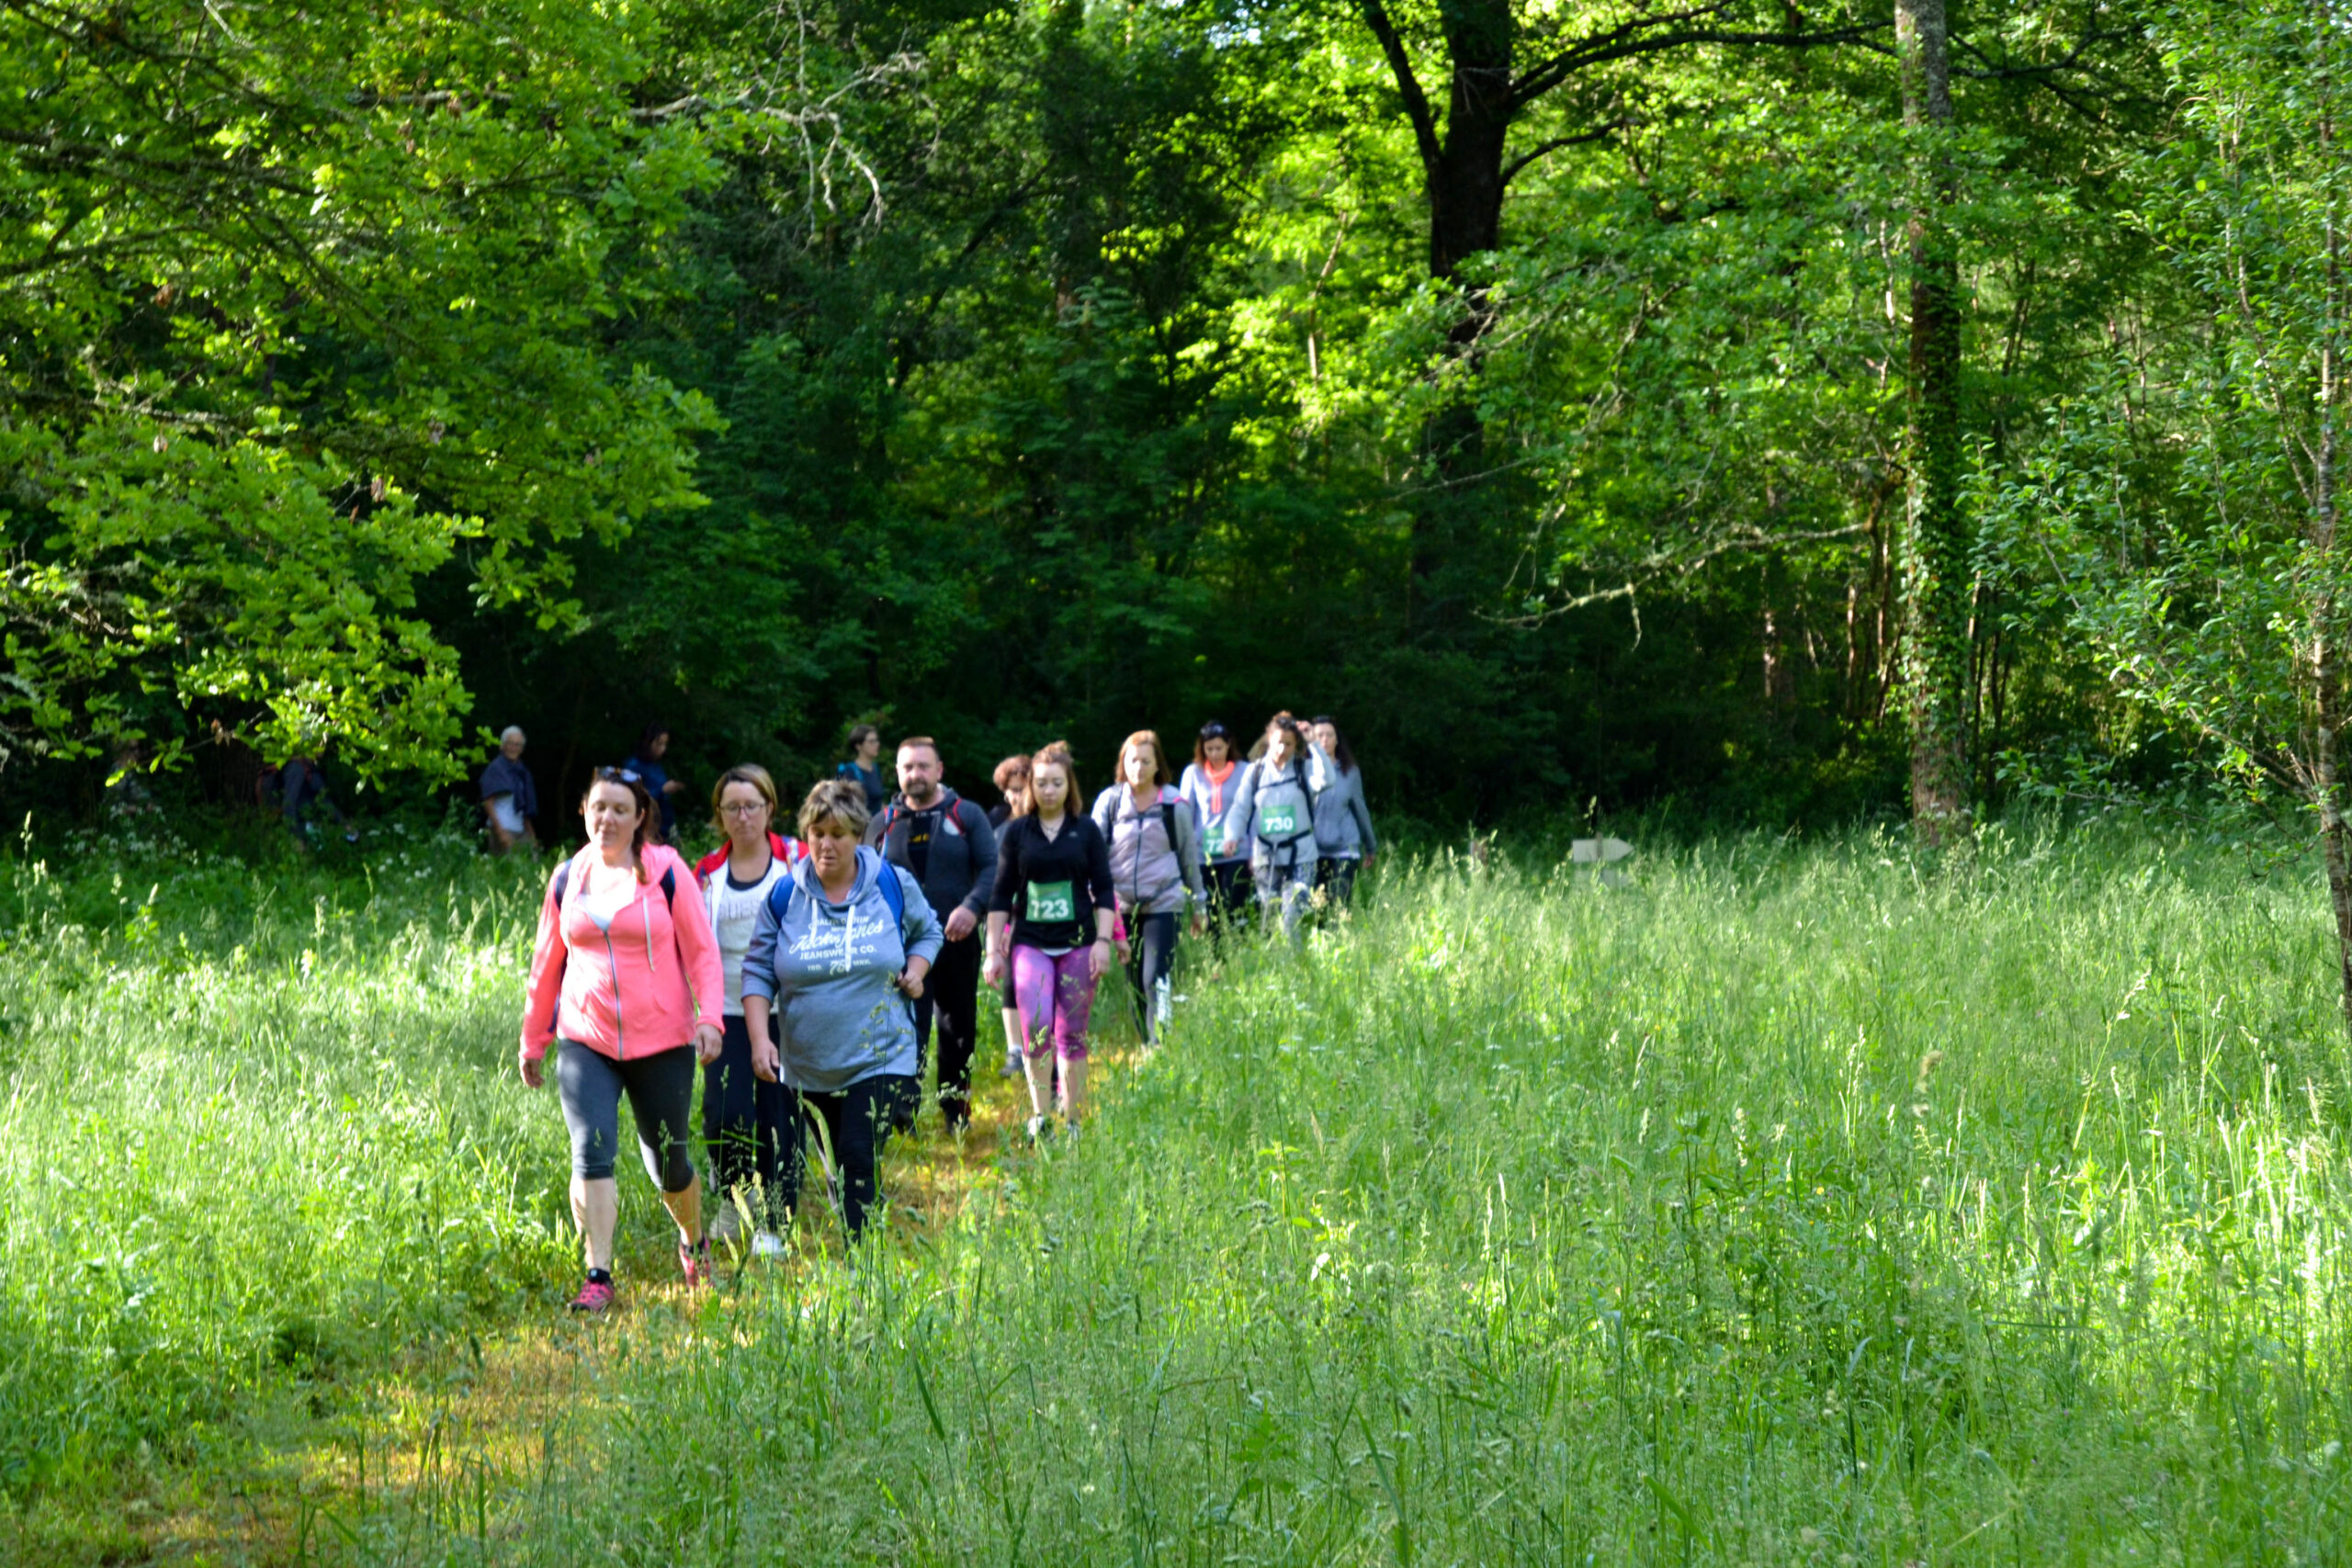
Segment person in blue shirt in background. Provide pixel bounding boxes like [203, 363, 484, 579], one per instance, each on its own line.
[622, 721, 686, 842]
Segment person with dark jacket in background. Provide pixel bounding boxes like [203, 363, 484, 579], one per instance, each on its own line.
[622, 722, 685, 841]
[277, 755, 356, 848]
[836, 724, 888, 816]
[480, 727, 540, 854]
[866, 737, 998, 1132]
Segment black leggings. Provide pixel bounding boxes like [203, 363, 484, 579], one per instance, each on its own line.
[913, 934, 983, 1131]
[1314, 855, 1361, 908]
[797, 1075, 919, 1242]
[1204, 861, 1251, 944]
[705, 1015, 791, 1225]
[556, 1041, 697, 1190]
[1123, 909, 1180, 1043]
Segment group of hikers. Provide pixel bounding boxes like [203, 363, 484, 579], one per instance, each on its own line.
[510, 715, 1377, 1313]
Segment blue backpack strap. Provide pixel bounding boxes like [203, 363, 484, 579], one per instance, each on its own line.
[879, 863, 906, 929]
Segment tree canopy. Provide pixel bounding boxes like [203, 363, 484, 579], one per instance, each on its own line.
[2, 0, 2324, 843]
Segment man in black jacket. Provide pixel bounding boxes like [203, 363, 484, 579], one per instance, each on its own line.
[867, 738, 999, 1132]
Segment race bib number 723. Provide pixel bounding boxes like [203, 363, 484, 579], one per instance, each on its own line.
[1026, 880, 1076, 922]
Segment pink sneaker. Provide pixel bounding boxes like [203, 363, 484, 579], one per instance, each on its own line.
[679, 1238, 711, 1288]
[568, 1277, 615, 1314]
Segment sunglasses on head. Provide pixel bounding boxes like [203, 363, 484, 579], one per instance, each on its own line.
[1199, 722, 1227, 739]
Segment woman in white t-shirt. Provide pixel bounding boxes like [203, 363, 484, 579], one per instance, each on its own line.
[694, 765, 804, 1258]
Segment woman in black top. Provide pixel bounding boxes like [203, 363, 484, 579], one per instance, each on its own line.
[984, 741, 1114, 1138]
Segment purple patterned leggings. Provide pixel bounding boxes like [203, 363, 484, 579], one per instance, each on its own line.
[1012, 944, 1097, 1062]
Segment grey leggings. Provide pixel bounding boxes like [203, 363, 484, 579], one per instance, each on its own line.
[556, 1040, 697, 1190]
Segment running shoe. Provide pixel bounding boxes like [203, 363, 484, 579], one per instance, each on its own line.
[568, 1277, 615, 1314]
[709, 1204, 743, 1248]
[679, 1237, 712, 1288]
[751, 1230, 786, 1260]
[1024, 1113, 1053, 1143]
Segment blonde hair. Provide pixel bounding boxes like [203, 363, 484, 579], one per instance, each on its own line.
[709, 763, 779, 834]
[797, 775, 872, 840]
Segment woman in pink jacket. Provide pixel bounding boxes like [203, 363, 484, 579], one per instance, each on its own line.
[520, 769, 726, 1313]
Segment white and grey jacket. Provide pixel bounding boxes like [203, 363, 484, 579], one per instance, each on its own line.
[1089, 784, 1207, 918]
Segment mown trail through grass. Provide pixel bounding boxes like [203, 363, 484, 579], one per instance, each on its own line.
[7, 818, 2352, 1563]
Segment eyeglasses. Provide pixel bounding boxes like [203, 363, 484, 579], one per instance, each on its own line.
[720, 802, 768, 818]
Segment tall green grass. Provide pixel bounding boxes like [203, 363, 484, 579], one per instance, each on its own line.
[0, 815, 582, 1502]
[511, 824, 2352, 1564]
[8, 818, 2352, 1562]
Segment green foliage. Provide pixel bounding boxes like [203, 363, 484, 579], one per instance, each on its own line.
[0, 0, 720, 779]
[1983, 0, 2352, 798]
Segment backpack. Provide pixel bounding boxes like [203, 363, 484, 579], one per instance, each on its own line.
[1093, 787, 1182, 853]
[872, 789, 978, 847]
[770, 861, 907, 931]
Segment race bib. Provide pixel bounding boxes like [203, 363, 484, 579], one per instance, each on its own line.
[1026, 880, 1076, 922]
[1258, 801, 1299, 840]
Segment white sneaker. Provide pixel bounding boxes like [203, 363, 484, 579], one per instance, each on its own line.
[751, 1230, 786, 1260]
[1024, 1114, 1051, 1143]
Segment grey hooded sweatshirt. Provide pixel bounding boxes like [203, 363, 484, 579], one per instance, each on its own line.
[1310, 758, 1377, 859]
[740, 845, 944, 1094]
[1089, 784, 1207, 917]
[1227, 749, 1325, 881]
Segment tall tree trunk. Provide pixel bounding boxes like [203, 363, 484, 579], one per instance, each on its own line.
[1896, 0, 1970, 840]
[1384, 0, 1514, 637]
[2309, 24, 2352, 1033]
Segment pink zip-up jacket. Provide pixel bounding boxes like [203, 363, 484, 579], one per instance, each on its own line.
[520, 843, 724, 1063]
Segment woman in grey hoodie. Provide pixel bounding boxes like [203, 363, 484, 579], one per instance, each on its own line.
[1226, 713, 1325, 942]
[741, 778, 943, 1243]
[1307, 716, 1376, 908]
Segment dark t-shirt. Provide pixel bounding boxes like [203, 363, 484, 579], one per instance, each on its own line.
[903, 803, 938, 880]
[990, 813, 1115, 950]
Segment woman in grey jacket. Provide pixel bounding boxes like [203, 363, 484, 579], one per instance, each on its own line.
[741, 778, 942, 1243]
[1226, 714, 1324, 942]
[1090, 730, 1206, 1045]
[1308, 716, 1376, 908]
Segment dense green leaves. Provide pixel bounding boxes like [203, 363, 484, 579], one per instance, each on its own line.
[1, 0, 718, 778]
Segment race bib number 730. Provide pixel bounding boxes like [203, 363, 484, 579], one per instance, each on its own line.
[1258, 801, 1299, 840]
